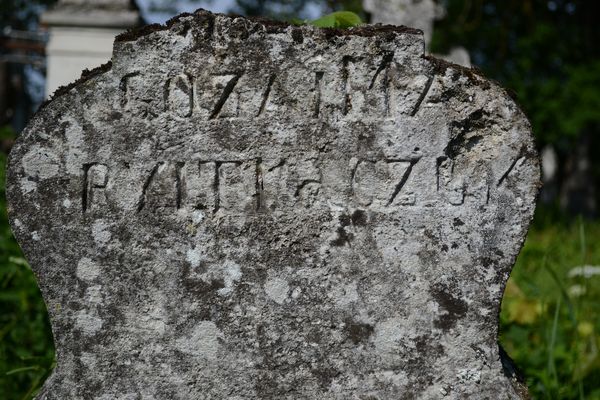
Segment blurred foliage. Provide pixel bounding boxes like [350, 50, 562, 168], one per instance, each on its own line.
[500, 216, 600, 399]
[431, 0, 600, 152]
[308, 11, 362, 28]
[292, 10, 363, 28]
[0, 127, 54, 400]
[235, 0, 366, 21]
[0, 0, 57, 29]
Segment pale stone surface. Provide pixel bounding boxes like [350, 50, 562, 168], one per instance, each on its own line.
[8, 10, 538, 399]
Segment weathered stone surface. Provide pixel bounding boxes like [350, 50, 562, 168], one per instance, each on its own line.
[7, 10, 539, 399]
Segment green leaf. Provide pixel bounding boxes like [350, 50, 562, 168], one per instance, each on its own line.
[289, 17, 306, 26]
[8, 257, 29, 268]
[5, 366, 40, 376]
[309, 11, 362, 29]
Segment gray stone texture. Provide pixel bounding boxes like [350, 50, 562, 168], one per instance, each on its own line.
[8, 10, 538, 399]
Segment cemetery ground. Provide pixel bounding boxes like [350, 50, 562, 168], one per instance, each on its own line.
[1, 124, 599, 398]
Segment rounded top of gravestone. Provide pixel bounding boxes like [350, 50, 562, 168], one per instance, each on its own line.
[8, 9, 538, 399]
[41, 0, 141, 28]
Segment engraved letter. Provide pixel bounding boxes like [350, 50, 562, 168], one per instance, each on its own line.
[137, 162, 179, 212]
[194, 73, 242, 119]
[165, 74, 193, 117]
[180, 161, 217, 212]
[82, 163, 108, 213]
[217, 161, 257, 213]
[352, 158, 419, 207]
[437, 157, 465, 205]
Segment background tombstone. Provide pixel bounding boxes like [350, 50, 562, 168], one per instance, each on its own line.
[364, 0, 470, 67]
[41, 0, 142, 96]
[363, 0, 442, 43]
[7, 10, 538, 399]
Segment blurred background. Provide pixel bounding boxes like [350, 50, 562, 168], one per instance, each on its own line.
[1, 0, 599, 398]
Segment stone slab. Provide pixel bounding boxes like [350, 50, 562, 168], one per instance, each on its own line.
[41, 0, 140, 28]
[8, 10, 539, 399]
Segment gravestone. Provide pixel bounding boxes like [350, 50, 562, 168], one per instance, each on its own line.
[7, 10, 539, 399]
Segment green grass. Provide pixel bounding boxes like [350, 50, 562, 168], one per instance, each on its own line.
[500, 218, 600, 399]
[0, 125, 598, 398]
[0, 128, 55, 400]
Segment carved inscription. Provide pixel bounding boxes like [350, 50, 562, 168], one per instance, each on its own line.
[81, 153, 526, 215]
[342, 52, 394, 116]
[165, 74, 193, 117]
[135, 54, 434, 120]
[179, 161, 217, 211]
[497, 148, 526, 187]
[82, 163, 108, 212]
[132, 161, 258, 214]
[352, 159, 419, 207]
[218, 161, 257, 213]
[436, 157, 465, 206]
[7, 12, 542, 399]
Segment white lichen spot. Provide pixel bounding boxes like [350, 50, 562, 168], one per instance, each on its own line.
[75, 310, 103, 336]
[84, 285, 103, 304]
[291, 287, 302, 299]
[192, 210, 204, 224]
[97, 144, 112, 160]
[478, 307, 492, 317]
[134, 313, 167, 336]
[175, 320, 222, 360]
[334, 281, 359, 307]
[22, 145, 60, 180]
[20, 178, 37, 193]
[31, 231, 40, 241]
[186, 248, 202, 268]
[64, 118, 87, 175]
[92, 220, 111, 247]
[264, 277, 289, 305]
[456, 368, 481, 384]
[98, 393, 138, 400]
[152, 262, 168, 274]
[217, 261, 242, 296]
[373, 317, 406, 357]
[80, 352, 97, 369]
[376, 370, 408, 386]
[76, 258, 101, 281]
[63, 199, 72, 208]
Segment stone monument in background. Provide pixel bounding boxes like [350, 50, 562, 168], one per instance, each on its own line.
[364, 0, 470, 67]
[41, 0, 141, 96]
[8, 10, 537, 399]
